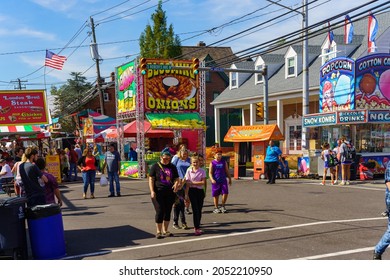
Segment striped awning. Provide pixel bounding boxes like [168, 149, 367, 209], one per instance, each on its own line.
[0, 125, 41, 134]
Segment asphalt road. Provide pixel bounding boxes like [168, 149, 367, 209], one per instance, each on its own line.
[39, 176, 388, 260]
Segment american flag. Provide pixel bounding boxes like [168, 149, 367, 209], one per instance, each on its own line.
[45, 50, 67, 70]
[344, 15, 354, 44]
[368, 12, 378, 53]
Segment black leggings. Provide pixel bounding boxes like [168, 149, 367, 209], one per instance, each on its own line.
[154, 189, 175, 223]
[189, 188, 205, 229]
[265, 161, 279, 183]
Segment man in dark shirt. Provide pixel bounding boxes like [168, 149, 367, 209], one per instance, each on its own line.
[103, 143, 121, 197]
[19, 147, 48, 207]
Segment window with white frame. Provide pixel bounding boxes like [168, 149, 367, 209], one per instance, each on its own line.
[230, 72, 238, 88]
[255, 65, 263, 84]
[286, 57, 296, 77]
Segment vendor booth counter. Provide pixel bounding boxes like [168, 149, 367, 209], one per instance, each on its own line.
[120, 152, 160, 178]
[224, 124, 284, 180]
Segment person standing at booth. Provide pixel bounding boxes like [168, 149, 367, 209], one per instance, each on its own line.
[264, 140, 282, 184]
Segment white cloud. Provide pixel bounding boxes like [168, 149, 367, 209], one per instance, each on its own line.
[0, 27, 56, 40]
[30, 0, 77, 12]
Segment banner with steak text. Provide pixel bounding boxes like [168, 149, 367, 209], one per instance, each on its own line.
[0, 90, 49, 125]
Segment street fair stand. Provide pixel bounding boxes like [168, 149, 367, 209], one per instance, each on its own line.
[115, 58, 206, 178]
[113, 120, 174, 178]
[0, 89, 51, 156]
[224, 124, 284, 180]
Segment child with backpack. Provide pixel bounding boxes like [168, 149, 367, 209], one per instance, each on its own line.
[320, 142, 336, 186]
[337, 138, 354, 185]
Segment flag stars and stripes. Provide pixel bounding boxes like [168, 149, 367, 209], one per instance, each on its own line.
[45, 50, 67, 70]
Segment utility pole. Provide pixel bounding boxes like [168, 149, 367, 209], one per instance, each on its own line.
[267, 0, 309, 150]
[90, 16, 105, 115]
[11, 78, 27, 90]
[302, 0, 309, 151]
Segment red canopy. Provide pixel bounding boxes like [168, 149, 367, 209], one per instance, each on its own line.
[107, 120, 174, 139]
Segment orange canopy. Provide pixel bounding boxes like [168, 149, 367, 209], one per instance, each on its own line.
[224, 124, 284, 142]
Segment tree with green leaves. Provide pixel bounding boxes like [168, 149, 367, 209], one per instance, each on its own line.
[139, 0, 182, 58]
[51, 72, 92, 133]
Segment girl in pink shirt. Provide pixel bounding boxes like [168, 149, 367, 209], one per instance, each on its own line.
[184, 155, 206, 236]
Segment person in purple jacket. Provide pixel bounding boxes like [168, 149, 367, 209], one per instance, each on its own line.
[209, 149, 232, 214]
[35, 157, 62, 206]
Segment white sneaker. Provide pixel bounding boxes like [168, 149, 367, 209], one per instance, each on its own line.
[346, 181, 350, 185]
[320, 182, 325, 186]
[213, 207, 221, 214]
[339, 181, 345, 186]
[220, 206, 227, 213]
[334, 180, 338, 184]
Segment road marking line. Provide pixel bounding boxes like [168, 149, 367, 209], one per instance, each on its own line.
[63, 216, 386, 259]
[292, 247, 374, 260]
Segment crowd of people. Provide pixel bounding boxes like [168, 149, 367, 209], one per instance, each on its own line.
[320, 137, 357, 186]
[149, 144, 231, 239]
[0, 142, 123, 204]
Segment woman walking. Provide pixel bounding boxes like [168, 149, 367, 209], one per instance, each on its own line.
[184, 155, 207, 236]
[149, 148, 181, 239]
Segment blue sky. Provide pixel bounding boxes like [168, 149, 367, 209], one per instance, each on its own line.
[0, 0, 377, 107]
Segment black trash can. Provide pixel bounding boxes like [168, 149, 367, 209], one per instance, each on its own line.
[0, 196, 28, 259]
[26, 204, 66, 260]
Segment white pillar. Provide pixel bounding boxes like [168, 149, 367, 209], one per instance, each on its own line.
[214, 107, 220, 144]
[277, 99, 283, 129]
[250, 103, 256, 125]
[277, 99, 284, 153]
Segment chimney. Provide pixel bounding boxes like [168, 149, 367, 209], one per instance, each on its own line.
[111, 72, 115, 82]
[197, 41, 206, 47]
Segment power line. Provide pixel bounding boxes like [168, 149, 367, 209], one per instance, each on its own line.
[91, 0, 132, 17]
[95, 0, 152, 24]
[215, 1, 388, 68]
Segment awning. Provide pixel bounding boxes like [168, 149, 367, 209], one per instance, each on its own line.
[145, 113, 206, 130]
[224, 124, 284, 142]
[0, 125, 49, 141]
[0, 125, 41, 135]
[105, 121, 174, 139]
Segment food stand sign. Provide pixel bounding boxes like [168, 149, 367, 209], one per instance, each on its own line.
[355, 53, 390, 110]
[0, 90, 49, 125]
[45, 155, 61, 183]
[142, 59, 199, 112]
[116, 61, 136, 115]
[319, 57, 355, 113]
